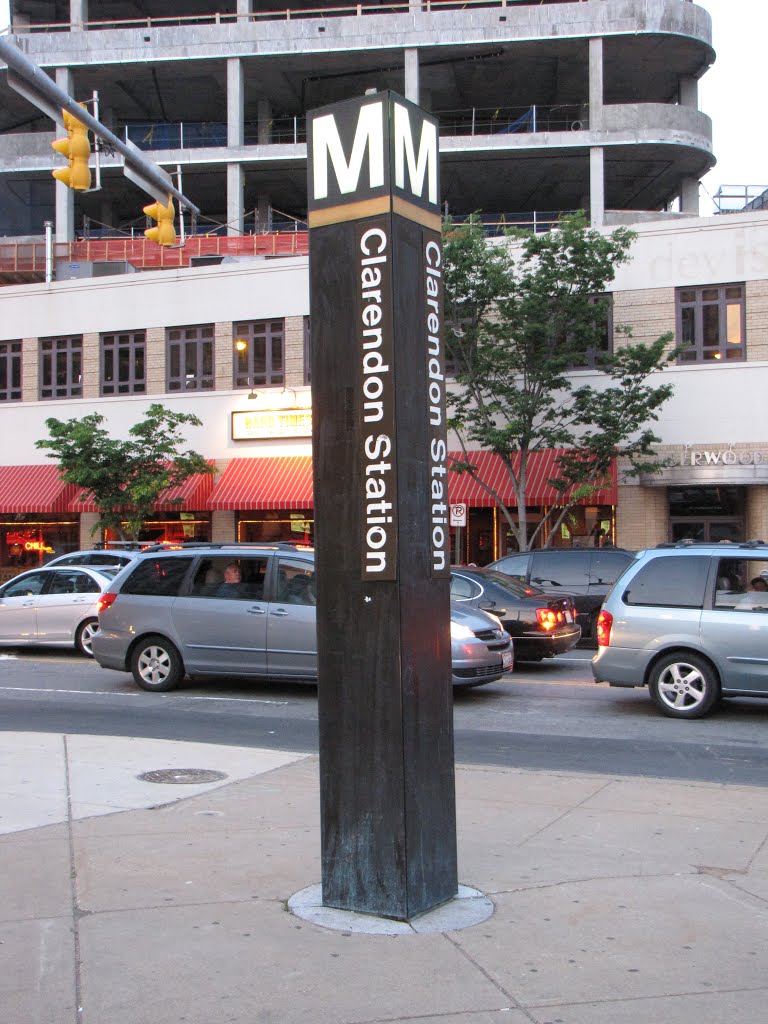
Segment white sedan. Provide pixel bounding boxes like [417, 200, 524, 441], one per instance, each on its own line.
[0, 565, 117, 657]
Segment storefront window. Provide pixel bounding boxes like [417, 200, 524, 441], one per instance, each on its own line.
[102, 513, 211, 546]
[0, 518, 79, 573]
[237, 511, 314, 546]
[668, 486, 745, 543]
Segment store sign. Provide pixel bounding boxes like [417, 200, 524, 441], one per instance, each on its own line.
[641, 444, 768, 486]
[681, 446, 767, 466]
[231, 408, 312, 440]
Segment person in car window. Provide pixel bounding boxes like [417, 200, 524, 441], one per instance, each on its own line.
[748, 576, 768, 592]
[216, 562, 243, 598]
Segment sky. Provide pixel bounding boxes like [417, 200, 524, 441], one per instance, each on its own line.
[0, 0, 763, 213]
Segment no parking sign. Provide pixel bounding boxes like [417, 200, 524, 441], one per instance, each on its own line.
[450, 503, 467, 526]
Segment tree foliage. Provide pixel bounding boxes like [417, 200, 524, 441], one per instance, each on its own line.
[442, 212, 677, 550]
[36, 403, 212, 540]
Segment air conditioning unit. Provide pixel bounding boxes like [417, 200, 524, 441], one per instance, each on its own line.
[56, 260, 137, 280]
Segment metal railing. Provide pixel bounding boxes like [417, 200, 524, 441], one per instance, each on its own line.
[122, 104, 588, 153]
[8, 0, 693, 34]
[0, 211, 577, 276]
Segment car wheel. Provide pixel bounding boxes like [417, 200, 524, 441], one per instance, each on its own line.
[75, 617, 99, 657]
[648, 653, 720, 719]
[130, 635, 184, 692]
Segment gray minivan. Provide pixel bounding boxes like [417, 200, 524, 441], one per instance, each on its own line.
[92, 544, 513, 691]
[592, 542, 768, 718]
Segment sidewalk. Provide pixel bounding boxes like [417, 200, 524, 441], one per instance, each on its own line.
[2, 731, 768, 1024]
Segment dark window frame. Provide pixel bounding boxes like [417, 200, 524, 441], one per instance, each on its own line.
[0, 340, 22, 401]
[567, 294, 614, 370]
[676, 283, 746, 364]
[39, 335, 83, 399]
[166, 324, 214, 391]
[101, 331, 146, 396]
[233, 319, 285, 389]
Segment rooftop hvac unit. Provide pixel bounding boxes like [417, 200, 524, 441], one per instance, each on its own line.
[56, 260, 137, 280]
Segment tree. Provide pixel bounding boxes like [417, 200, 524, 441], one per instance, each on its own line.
[36, 403, 213, 541]
[442, 212, 677, 551]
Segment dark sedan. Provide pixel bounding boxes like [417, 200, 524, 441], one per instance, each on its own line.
[450, 567, 581, 663]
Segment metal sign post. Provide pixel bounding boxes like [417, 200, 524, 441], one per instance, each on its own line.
[307, 92, 457, 921]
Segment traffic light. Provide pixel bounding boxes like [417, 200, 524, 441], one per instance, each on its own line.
[143, 196, 176, 246]
[51, 107, 92, 191]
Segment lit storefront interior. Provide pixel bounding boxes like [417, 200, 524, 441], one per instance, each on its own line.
[210, 456, 314, 545]
[68, 468, 215, 547]
[0, 465, 79, 578]
[209, 452, 615, 562]
[448, 450, 617, 566]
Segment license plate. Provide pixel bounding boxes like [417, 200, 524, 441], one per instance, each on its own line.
[565, 610, 573, 623]
[502, 651, 513, 670]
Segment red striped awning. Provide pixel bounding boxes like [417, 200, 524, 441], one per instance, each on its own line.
[0, 465, 78, 514]
[448, 450, 617, 506]
[68, 466, 215, 513]
[207, 451, 615, 512]
[208, 456, 314, 511]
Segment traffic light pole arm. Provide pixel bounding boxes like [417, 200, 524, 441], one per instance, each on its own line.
[0, 36, 200, 216]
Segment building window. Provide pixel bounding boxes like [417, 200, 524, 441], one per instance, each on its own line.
[568, 294, 613, 370]
[40, 336, 82, 399]
[0, 341, 22, 401]
[233, 320, 284, 388]
[677, 284, 745, 363]
[101, 332, 146, 395]
[167, 325, 214, 391]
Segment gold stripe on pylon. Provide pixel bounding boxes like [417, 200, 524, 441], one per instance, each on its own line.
[309, 195, 442, 231]
[308, 196, 392, 228]
[392, 196, 441, 231]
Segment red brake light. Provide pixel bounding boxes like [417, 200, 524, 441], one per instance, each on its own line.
[596, 610, 613, 646]
[97, 592, 118, 614]
[536, 608, 557, 631]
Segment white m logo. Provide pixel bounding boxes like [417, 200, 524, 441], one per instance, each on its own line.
[312, 102, 385, 200]
[393, 103, 438, 206]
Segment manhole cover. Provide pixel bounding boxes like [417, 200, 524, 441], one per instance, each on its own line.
[137, 768, 228, 785]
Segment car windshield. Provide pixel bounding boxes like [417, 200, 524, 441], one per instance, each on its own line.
[481, 569, 546, 597]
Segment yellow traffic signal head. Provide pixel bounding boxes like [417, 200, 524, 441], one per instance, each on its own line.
[143, 196, 177, 246]
[51, 107, 92, 191]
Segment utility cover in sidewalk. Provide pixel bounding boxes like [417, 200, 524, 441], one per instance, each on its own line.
[138, 768, 228, 785]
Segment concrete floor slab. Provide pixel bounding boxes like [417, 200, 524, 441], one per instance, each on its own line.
[74, 822, 322, 912]
[0, 827, 72, 922]
[0, 733, 67, 834]
[453, 874, 768, 1006]
[531, 989, 768, 1024]
[66, 734, 309, 818]
[79, 900, 508, 1024]
[0, 917, 76, 1021]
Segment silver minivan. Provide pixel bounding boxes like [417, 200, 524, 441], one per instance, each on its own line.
[592, 542, 768, 718]
[93, 544, 513, 691]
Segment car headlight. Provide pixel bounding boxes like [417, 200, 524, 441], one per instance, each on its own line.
[450, 621, 475, 640]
